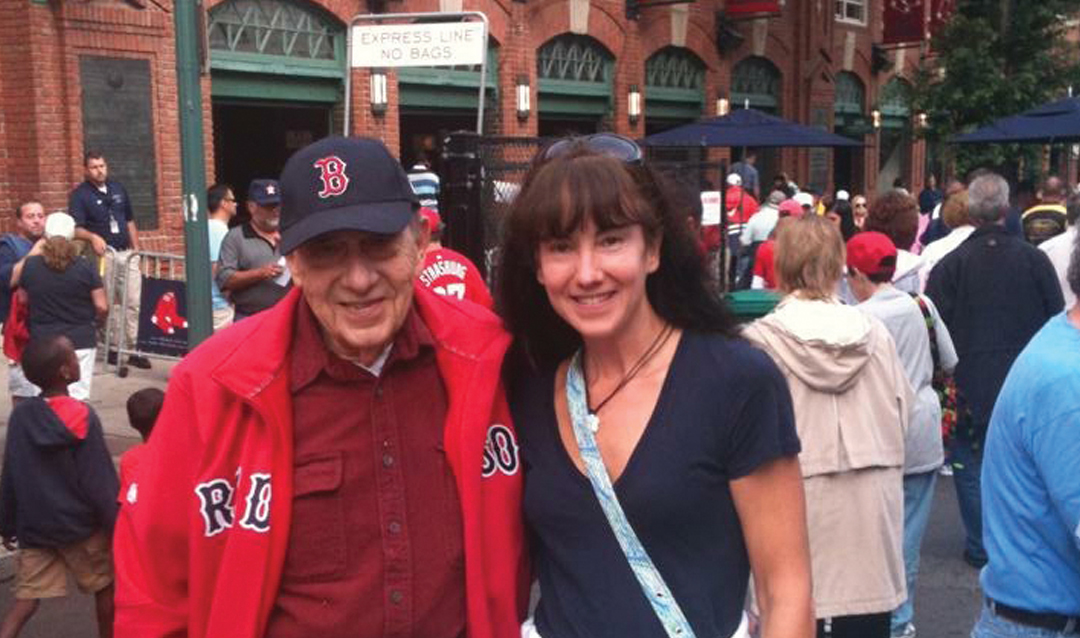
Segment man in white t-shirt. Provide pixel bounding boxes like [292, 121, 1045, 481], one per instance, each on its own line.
[1039, 193, 1079, 309]
[206, 184, 237, 330]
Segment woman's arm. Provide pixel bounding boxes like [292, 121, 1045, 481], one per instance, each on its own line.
[731, 455, 814, 638]
[9, 240, 44, 288]
[91, 287, 108, 322]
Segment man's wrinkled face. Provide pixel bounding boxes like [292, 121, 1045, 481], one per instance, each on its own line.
[287, 225, 429, 365]
[85, 158, 108, 186]
[16, 203, 45, 240]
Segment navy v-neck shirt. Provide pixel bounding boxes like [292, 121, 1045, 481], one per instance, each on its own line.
[511, 331, 799, 638]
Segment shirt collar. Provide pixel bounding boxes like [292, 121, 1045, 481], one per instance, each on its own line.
[289, 296, 434, 392]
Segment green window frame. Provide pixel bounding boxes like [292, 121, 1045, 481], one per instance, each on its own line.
[880, 77, 913, 130]
[537, 34, 614, 116]
[208, 0, 345, 78]
[645, 47, 705, 119]
[731, 56, 781, 112]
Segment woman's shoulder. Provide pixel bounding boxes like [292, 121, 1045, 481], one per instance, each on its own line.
[681, 330, 785, 391]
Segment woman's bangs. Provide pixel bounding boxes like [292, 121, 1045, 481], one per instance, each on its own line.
[528, 156, 647, 240]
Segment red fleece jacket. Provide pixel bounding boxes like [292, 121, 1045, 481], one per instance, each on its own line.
[113, 286, 529, 638]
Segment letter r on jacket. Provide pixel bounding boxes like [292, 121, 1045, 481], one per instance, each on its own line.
[195, 479, 235, 537]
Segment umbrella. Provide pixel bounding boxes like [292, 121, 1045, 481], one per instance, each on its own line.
[640, 107, 863, 148]
[952, 96, 1080, 144]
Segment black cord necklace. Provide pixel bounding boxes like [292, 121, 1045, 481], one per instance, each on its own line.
[584, 323, 675, 416]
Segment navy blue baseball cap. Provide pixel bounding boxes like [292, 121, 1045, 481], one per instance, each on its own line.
[247, 179, 281, 206]
[279, 136, 420, 254]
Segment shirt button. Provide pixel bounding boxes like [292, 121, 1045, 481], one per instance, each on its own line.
[383, 454, 395, 468]
[390, 590, 403, 605]
[388, 521, 402, 534]
[375, 385, 384, 398]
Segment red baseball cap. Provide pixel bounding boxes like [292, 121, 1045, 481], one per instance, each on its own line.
[419, 207, 442, 232]
[846, 231, 897, 278]
[778, 199, 804, 218]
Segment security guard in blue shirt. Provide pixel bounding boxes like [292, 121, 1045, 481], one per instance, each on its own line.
[68, 151, 150, 369]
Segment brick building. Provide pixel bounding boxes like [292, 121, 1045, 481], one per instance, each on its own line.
[0, 0, 926, 251]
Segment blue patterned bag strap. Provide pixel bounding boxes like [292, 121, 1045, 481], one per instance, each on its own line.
[565, 350, 697, 638]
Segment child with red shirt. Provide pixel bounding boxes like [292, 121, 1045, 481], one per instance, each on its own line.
[118, 388, 164, 507]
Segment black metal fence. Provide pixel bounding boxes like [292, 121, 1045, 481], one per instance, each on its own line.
[439, 132, 731, 287]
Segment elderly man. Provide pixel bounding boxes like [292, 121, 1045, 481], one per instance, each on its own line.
[925, 172, 1063, 570]
[113, 137, 528, 638]
[216, 179, 290, 320]
[0, 201, 46, 401]
[973, 229, 1080, 638]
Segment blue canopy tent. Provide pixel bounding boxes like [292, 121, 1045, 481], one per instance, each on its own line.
[640, 107, 863, 148]
[640, 108, 861, 293]
[952, 96, 1080, 144]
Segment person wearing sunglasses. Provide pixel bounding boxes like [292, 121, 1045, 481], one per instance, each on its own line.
[498, 134, 813, 638]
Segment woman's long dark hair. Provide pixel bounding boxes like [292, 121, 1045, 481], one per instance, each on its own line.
[496, 143, 736, 376]
[831, 199, 858, 241]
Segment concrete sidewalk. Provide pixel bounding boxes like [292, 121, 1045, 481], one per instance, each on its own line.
[0, 354, 175, 566]
[0, 354, 176, 468]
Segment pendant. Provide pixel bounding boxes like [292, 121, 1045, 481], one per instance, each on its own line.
[586, 413, 600, 433]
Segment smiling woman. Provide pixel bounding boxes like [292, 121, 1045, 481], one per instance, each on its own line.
[496, 136, 814, 638]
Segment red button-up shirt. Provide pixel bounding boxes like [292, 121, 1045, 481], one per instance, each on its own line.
[264, 300, 465, 638]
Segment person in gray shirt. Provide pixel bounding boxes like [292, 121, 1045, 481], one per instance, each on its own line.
[216, 179, 290, 319]
[846, 231, 957, 638]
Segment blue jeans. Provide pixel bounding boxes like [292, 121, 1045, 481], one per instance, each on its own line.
[891, 471, 938, 634]
[950, 437, 986, 564]
[972, 601, 1078, 638]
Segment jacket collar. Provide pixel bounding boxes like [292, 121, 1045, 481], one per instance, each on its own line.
[971, 223, 1009, 239]
[209, 284, 507, 401]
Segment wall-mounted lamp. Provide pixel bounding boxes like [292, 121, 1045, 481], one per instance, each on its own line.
[516, 75, 531, 121]
[628, 84, 642, 125]
[871, 107, 882, 129]
[915, 110, 928, 129]
[716, 93, 730, 116]
[370, 69, 388, 115]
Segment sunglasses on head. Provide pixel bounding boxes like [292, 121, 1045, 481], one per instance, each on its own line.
[540, 133, 643, 164]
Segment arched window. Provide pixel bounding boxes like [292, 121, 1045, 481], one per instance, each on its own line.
[835, 71, 865, 116]
[731, 56, 781, 112]
[537, 34, 613, 84]
[644, 47, 705, 124]
[880, 77, 913, 125]
[645, 47, 705, 91]
[208, 0, 343, 62]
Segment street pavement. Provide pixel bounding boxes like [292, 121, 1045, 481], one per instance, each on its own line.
[0, 358, 984, 637]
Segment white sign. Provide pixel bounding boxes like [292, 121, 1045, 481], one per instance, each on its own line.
[350, 22, 486, 68]
[701, 191, 722, 226]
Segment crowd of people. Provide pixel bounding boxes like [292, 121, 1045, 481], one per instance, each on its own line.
[0, 133, 1075, 638]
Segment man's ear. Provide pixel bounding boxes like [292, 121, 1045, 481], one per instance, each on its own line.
[286, 253, 303, 288]
[412, 220, 431, 278]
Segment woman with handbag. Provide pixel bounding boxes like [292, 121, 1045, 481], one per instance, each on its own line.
[498, 134, 813, 638]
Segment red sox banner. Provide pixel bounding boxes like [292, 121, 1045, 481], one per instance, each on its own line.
[137, 278, 189, 357]
[724, 0, 781, 17]
[883, 0, 926, 45]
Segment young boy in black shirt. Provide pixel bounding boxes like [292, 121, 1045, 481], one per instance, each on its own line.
[0, 335, 119, 638]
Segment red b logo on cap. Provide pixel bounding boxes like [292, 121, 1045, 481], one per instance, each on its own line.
[313, 155, 350, 198]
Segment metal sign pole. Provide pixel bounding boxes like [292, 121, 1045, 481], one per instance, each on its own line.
[344, 11, 489, 137]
